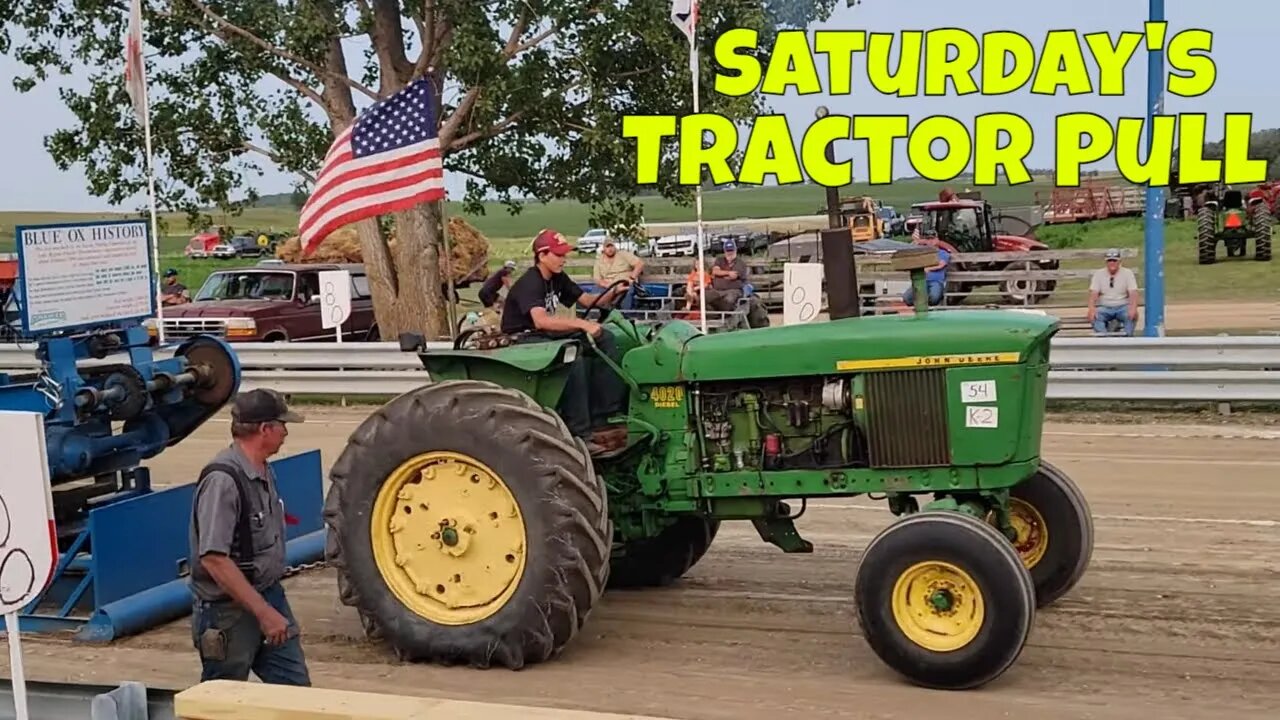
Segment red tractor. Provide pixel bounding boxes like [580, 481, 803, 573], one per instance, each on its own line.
[1247, 181, 1280, 219]
[910, 197, 1059, 305]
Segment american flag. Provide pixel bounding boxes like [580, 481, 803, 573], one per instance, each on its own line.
[299, 78, 445, 256]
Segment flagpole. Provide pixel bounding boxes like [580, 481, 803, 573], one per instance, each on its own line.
[143, 96, 164, 345]
[690, 26, 707, 335]
[128, 0, 164, 345]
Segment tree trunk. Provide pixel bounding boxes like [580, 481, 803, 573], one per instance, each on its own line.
[348, 204, 447, 342]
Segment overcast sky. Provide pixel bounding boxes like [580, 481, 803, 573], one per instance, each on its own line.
[0, 0, 1273, 212]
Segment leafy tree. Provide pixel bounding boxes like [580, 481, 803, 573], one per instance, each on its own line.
[1, 0, 838, 338]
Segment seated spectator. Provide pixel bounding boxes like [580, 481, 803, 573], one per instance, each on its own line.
[708, 240, 769, 328]
[593, 240, 644, 310]
[1087, 248, 1138, 336]
[902, 236, 949, 307]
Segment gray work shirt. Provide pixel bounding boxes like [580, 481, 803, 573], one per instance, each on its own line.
[712, 256, 748, 292]
[188, 443, 287, 602]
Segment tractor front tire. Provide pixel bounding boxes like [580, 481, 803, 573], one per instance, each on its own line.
[855, 511, 1035, 691]
[323, 379, 612, 669]
[1197, 207, 1217, 264]
[1007, 460, 1094, 607]
[607, 516, 719, 589]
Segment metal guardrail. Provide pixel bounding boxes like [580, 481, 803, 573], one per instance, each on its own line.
[0, 679, 177, 720]
[2, 336, 1278, 401]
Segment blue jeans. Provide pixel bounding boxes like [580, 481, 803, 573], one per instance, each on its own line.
[1093, 305, 1134, 336]
[191, 582, 311, 686]
[903, 281, 944, 307]
[618, 285, 638, 311]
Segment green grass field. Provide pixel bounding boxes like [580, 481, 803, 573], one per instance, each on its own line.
[3, 176, 1275, 305]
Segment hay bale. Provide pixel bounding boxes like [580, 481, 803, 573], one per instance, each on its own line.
[273, 217, 490, 285]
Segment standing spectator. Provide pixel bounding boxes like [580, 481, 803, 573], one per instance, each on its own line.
[477, 261, 517, 314]
[1087, 248, 1139, 336]
[593, 240, 644, 310]
[902, 236, 950, 307]
[161, 268, 191, 306]
[709, 240, 769, 328]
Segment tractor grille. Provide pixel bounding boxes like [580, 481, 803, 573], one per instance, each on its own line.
[864, 368, 951, 468]
[160, 318, 228, 339]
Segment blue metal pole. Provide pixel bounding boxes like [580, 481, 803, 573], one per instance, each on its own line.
[1143, 0, 1166, 336]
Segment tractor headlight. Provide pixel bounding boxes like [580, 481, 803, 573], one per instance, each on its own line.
[562, 344, 578, 364]
[224, 317, 256, 338]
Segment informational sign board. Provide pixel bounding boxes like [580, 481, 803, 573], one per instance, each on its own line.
[0, 410, 58, 720]
[318, 269, 352, 333]
[14, 220, 155, 334]
[783, 262, 824, 325]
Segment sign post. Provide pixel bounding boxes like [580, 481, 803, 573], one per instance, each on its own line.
[0, 411, 59, 720]
[319, 270, 352, 406]
[783, 263, 824, 325]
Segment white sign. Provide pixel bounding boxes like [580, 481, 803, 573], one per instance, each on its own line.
[960, 380, 997, 404]
[783, 262, 823, 325]
[965, 406, 999, 429]
[318, 270, 352, 331]
[0, 411, 58, 720]
[15, 220, 155, 334]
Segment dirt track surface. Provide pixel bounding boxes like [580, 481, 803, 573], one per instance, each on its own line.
[3, 408, 1279, 719]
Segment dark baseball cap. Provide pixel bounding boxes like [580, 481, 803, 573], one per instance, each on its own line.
[232, 389, 305, 424]
[532, 229, 574, 256]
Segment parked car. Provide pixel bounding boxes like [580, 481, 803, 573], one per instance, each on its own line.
[211, 243, 238, 259]
[576, 228, 611, 254]
[145, 262, 378, 343]
[229, 235, 267, 257]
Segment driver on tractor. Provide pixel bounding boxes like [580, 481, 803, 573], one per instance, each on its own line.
[501, 229, 632, 454]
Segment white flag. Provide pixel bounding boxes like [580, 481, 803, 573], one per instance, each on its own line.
[671, 0, 698, 43]
[124, 0, 148, 124]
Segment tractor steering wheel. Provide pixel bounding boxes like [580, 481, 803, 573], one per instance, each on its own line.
[583, 278, 633, 322]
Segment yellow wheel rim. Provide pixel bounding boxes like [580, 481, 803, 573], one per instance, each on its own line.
[1008, 498, 1049, 569]
[370, 451, 527, 626]
[891, 561, 986, 652]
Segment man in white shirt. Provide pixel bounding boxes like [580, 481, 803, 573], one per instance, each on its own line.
[1087, 249, 1139, 336]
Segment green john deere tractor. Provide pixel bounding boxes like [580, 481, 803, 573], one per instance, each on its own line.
[1197, 187, 1272, 264]
[322, 247, 1093, 691]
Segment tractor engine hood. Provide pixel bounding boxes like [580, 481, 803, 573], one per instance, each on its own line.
[675, 310, 1059, 383]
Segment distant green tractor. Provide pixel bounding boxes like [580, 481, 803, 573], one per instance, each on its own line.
[1197, 188, 1272, 264]
[322, 248, 1093, 691]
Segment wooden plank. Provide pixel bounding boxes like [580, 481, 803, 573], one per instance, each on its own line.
[174, 680, 675, 720]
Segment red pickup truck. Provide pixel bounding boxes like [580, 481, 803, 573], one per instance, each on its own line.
[147, 262, 379, 343]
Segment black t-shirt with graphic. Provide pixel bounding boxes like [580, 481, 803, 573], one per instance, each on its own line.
[501, 267, 584, 334]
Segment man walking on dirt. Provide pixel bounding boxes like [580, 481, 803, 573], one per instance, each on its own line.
[188, 389, 311, 686]
[501, 229, 632, 453]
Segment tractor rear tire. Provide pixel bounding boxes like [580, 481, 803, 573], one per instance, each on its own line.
[1007, 461, 1094, 608]
[1197, 207, 1217, 265]
[607, 516, 719, 589]
[323, 379, 612, 669]
[855, 511, 1035, 691]
[1252, 204, 1272, 261]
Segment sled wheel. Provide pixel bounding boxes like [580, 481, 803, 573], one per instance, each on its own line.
[323, 379, 612, 669]
[1006, 460, 1094, 607]
[607, 516, 719, 588]
[855, 511, 1035, 691]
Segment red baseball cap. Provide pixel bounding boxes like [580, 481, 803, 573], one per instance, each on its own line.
[532, 229, 574, 256]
